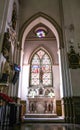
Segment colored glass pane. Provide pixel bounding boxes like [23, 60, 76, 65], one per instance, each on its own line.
[31, 65, 40, 73]
[36, 30, 46, 38]
[37, 50, 45, 59]
[42, 54, 51, 64]
[31, 54, 40, 64]
[30, 49, 52, 86]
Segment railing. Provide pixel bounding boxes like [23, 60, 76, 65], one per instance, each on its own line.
[0, 94, 22, 128]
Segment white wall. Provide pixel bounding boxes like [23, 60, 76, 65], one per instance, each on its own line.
[24, 40, 58, 65]
[20, 65, 30, 100]
[53, 65, 60, 99]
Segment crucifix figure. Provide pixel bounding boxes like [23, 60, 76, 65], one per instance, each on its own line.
[40, 67, 43, 83]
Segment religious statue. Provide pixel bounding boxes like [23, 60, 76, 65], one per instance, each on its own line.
[0, 58, 11, 83]
[0, 53, 6, 79]
[2, 28, 11, 59]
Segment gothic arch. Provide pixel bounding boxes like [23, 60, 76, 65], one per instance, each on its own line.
[28, 46, 54, 65]
[29, 46, 53, 87]
[18, 12, 66, 100]
[19, 12, 63, 50]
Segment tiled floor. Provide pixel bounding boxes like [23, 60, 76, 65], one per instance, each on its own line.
[1, 123, 80, 130]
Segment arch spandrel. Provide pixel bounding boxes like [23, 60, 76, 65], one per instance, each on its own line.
[19, 12, 63, 50]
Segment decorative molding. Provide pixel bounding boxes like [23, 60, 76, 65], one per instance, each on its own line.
[25, 37, 56, 41]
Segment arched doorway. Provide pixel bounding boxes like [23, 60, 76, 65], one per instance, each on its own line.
[18, 12, 67, 119]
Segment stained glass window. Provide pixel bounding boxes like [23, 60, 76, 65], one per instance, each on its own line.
[36, 30, 46, 38]
[35, 26, 47, 38]
[30, 49, 52, 86]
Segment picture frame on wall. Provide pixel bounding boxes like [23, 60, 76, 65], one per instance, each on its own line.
[68, 47, 80, 69]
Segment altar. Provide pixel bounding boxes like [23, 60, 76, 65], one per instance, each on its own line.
[27, 96, 55, 114]
[26, 83, 56, 114]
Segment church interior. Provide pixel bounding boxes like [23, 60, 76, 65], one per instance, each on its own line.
[0, 0, 80, 129]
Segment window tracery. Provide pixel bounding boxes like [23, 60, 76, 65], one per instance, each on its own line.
[30, 49, 53, 87]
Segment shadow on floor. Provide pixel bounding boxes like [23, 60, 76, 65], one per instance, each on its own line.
[0, 123, 80, 130]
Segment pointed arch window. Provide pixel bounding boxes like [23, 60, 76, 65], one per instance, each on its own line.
[30, 49, 53, 87]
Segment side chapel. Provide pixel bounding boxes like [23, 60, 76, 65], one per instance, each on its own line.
[0, 0, 80, 125]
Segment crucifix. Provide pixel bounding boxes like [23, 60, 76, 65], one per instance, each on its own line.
[39, 67, 44, 83]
